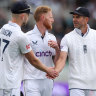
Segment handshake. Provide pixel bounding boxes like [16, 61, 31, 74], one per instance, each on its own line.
[45, 67, 59, 79]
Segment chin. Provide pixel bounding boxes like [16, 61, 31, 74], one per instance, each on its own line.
[47, 25, 52, 30]
[74, 25, 78, 28]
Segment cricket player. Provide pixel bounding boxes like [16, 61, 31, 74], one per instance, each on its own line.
[52, 7, 96, 96]
[0, 1, 57, 96]
[23, 5, 60, 96]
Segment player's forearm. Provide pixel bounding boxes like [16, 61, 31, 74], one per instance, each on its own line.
[30, 58, 48, 73]
[25, 51, 48, 73]
[55, 51, 67, 73]
[55, 58, 66, 73]
[53, 46, 60, 64]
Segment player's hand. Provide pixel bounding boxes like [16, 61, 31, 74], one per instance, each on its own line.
[46, 67, 59, 79]
[46, 74, 58, 79]
[48, 40, 59, 50]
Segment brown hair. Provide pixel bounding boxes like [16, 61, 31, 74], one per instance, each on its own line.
[34, 5, 52, 22]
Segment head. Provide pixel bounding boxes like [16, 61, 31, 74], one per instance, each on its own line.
[12, 13, 29, 26]
[34, 6, 54, 30]
[11, 1, 32, 26]
[70, 7, 90, 29]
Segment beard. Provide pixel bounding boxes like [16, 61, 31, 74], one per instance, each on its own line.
[21, 17, 28, 27]
[43, 19, 52, 30]
[21, 20, 28, 32]
[21, 21, 27, 27]
[73, 23, 82, 29]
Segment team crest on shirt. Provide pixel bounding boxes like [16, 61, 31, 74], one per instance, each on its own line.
[32, 41, 38, 45]
[26, 44, 30, 49]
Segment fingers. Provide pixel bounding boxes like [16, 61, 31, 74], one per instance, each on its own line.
[46, 74, 57, 79]
[48, 40, 58, 48]
[46, 67, 59, 79]
[46, 74, 56, 79]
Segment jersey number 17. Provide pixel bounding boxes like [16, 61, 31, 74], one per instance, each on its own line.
[0, 38, 10, 61]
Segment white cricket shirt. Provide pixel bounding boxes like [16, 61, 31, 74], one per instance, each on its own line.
[0, 21, 32, 89]
[60, 27, 96, 89]
[24, 25, 56, 79]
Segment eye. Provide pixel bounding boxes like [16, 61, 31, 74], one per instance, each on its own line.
[76, 15, 81, 18]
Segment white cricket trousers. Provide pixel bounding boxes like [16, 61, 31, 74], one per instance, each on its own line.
[70, 89, 96, 96]
[0, 88, 20, 96]
[24, 79, 53, 96]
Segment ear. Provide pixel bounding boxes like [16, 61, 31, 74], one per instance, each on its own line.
[40, 14, 45, 21]
[86, 17, 89, 23]
[20, 13, 25, 20]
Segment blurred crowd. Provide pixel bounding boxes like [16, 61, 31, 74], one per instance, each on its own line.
[0, 0, 96, 45]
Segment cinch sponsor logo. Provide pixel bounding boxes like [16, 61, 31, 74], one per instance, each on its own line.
[36, 51, 52, 57]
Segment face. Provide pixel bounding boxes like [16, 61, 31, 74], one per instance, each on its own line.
[43, 11, 54, 30]
[22, 13, 29, 26]
[73, 14, 88, 29]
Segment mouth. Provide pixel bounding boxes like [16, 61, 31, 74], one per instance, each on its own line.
[73, 22, 78, 24]
[74, 23, 78, 25]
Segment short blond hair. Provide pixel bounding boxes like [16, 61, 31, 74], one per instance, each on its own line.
[34, 5, 52, 22]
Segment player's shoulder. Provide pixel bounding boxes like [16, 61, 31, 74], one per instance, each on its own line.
[1, 23, 9, 30]
[26, 29, 35, 36]
[64, 30, 74, 38]
[47, 32, 56, 41]
[89, 28, 96, 38]
[90, 28, 96, 33]
[61, 30, 74, 43]
[48, 32, 55, 38]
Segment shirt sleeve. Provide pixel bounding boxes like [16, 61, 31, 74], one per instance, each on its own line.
[60, 35, 68, 52]
[18, 34, 32, 54]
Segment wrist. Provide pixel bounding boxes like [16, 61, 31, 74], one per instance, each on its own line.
[44, 66, 49, 73]
[55, 46, 60, 52]
[55, 68, 60, 73]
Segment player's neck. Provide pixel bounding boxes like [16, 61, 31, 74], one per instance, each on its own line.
[11, 18, 22, 27]
[80, 24, 88, 34]
[36, 22, 46, 36]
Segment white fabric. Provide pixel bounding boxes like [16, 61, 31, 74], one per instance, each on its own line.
[60, 28, 96, 89]
[24, 25, 56, 79]
[70, 89, 96, 96]
[0, 21, 32, 89]
[24, 79, 53, 96]
[0, 88, 20, 96]
[75, 24, 90, 37]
